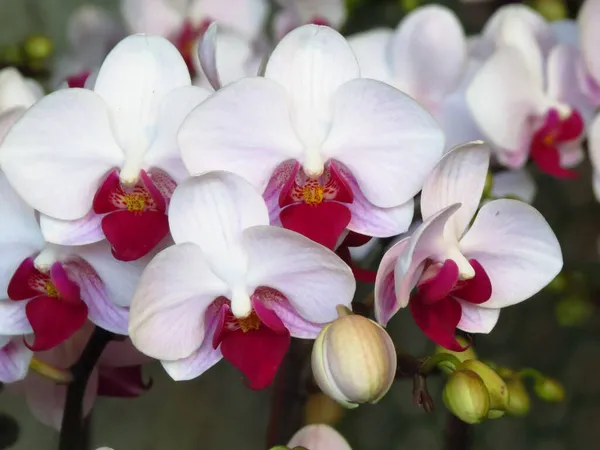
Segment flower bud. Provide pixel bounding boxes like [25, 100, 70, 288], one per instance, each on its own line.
[443, 370, 490, 424]
[534, 377, 565, 402]
[312, 313, 396, 408]
[288, 424, 350, 450]
[435, 337, 477, 374]
[24, 35, 53, 60]
[506, 378, 531, 416]
[458, 360, 509, 412]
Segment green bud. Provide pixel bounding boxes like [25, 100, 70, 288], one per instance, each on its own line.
[400, 0, 421, 12]
[546, 272, 567, 294]
[458, 360, 510, 412]
[269, 447, 290, 450]
[555, 295, 593, 327]
[23, 35, 53, 60]
[487, 409, 505, 419]
[533, 0, 567, 20]
[443, 370, 490, 424]
[506, 378, 531, 416]
[436, 337, 477, 374]
[534, 377, 565, 402]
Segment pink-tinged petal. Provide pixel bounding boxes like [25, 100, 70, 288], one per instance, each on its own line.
[374, 238, 409, 325]
[559, 142, 585, 169]
[161, 303, 225, 381]
[256, 287, 323, 339]
[198, 22, 221, 90]
[280, 202, 351, 250]
[265, 25, 359, 156]
[7, 258, 41, 301]
[102, 210, 169, 261]
[0, 338, 32, 382]
[168, 172, 269, 290]
[466, 46, 544, 154]
[129, 243, 228, 360]
[410, 295, 466, 351]
[590, 114, 600, 200]
[263, 160, 298, 224]
[243, 225, 355, 323]
[457, 302, 500, 334]
[421, 141, 490, 240]
[40, 212, 105, 246]
[0, 68, 38, 111]
[348, 29, 394, 84]
[580, 0, 600, 86]
[219, 320, 290, 390]
[460, 199, 562, 308]
[253, 298, 288, 333]
[491, 169, 536, 204]
[178, 77, 303, 191]
[24, 369, 98, 430]
[322, 79, 444, 208]
[0, 300, 32, 335]
[188, 0, 268, 40]
[25, 296, 88, 351]
[288, 424, 352, 450]
[93, 35, 190, 157]
[121, 0, 183, 35]
[98, 366, 151, 398]
[0, 89, 124, 219]
[390, 5, 466, 107]
[50, 263, 81, 304]
[418, 259, 460, 304]
[144, 85, 211, 183]
[452, 259, 492, 305]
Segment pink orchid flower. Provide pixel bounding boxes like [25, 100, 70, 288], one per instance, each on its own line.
[0, 305, 33, 383]
[375, 142, 562, 350]
[129, 171, 355, 390]
[178, 24, 444, 250]
[21, 324, 148, 429]
[0, 35, 211, 261]
[121, 0, 267, 75]
[467, 10, 591, 178]
[0, 172, 146, 352]
[273, 0, 347, 40]
[288, 424, 351, 450]
[348, 5, 486, 149]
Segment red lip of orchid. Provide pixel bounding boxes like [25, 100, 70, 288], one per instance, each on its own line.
[174, 19, 213, 76]
[7, 258, 88, 351]
[93, 169, 171, 261]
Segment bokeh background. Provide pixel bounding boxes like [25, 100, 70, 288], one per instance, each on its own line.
[0, 0, 598, 449]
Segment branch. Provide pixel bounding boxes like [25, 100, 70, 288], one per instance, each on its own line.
[444, 414, 471, 450]
[58, 327, 114, 450]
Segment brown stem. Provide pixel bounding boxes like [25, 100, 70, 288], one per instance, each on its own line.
[444, 414, 471, 450]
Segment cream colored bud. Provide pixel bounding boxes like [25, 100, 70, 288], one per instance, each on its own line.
[458, 360, 510, 412]
[443, 370, 490, 424]
[312, 314, 396, 408]
[506, 377, 531, 416]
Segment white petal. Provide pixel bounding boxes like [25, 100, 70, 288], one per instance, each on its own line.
[0, 339, 32, 383]
[40, 212, 105, 246]
[491, 169, 536, 204]
[94, 35, 190, 172]
[169, 172, 268, 291]
[460, 199, 562, 308]
[143, 85, 211, 183]
[0, 107, 25, 144]
[179, 77, 303, 191]
[589, 114, 600, 201]
[348, 28, 394, 84]
[457, 302, 500, 334]
[374, 238, 409, 325]
[579, 0, 600, 85]
[288, 424, 351, 450]
[0, 300, 32, 335]
[121, 0, 184, 35]
[322, 78, 444, 208]
[421, 141, 490, 240]
[188, 0, 268, 40]
[265, 25, 359, 156]
[466, 46, 544, 153]
[0, 89, 123, 219]
[390, 5, 466, 107]
[129, 243, 228, 360]
[0, 68, 38, 112]
[198, 22, 221, 90]
[243, 225, 355, 323]
[0, 173, 45, 298]
[267, 296, 324, 339]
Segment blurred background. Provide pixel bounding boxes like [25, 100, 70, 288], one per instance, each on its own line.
[0, 0, 598, 449]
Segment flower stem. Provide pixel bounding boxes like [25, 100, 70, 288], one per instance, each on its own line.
[444, 413, 471, 450]
[58, 327, 114, 450]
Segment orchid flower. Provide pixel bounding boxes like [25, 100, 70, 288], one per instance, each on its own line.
[121, 0, 267, 75]
[21, 324, 148, 429]
[588, 114, 600, 201]
[0, 305, 33, 383]
[0, 68, 43, 140]
[578, 0, 600, 106]
[178, 25, 444, 250]
[288, 424, 351, 450]
[0, 171, 146, 352]
[374, 142, 562, 350]
[490, 169, 537, 204]
[466, 15, 590, 178]
[273, 0, 347, 40]
[129, 171, 355, 390]
[0, 35, 211, 261]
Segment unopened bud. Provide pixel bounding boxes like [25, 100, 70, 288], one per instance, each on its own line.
[534, 377, 565, 402]
[443, 370, 490, 424]
[288, 425, 350, 450]
[24, 35, 53, 60]
[312, 313, 396, 408]
[458, 360, 509, 412]
[436, 337, 477, 374]
[506, 378, 531, 416]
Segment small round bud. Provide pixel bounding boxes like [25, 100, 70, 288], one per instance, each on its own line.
[24, 35, 53, 60]
[305, 393, 344, 425]
[534, 377, 565, 402]
[443, 370, 490, 424]
[436, 337, 477, 374]
[506, 378, 531, 416]
[312, 314, 396, 408]
[458, 360, 509, 412]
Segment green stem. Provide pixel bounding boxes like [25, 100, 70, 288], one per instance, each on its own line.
[419, 353, 462, 375]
